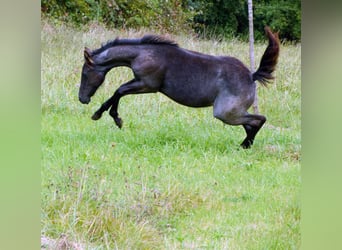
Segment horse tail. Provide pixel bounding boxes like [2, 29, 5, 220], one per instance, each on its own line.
[252, 26, 280, 86]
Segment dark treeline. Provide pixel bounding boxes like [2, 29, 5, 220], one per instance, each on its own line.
[41, 0, 300, 42]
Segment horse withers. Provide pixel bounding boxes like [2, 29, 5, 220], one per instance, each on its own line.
[78, 27, 280, 148]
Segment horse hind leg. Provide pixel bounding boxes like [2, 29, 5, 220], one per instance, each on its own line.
[240, 114, 266, 148]
[213, 100, 266, 148]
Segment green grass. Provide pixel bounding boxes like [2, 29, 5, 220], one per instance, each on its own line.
[41, 21, 301, 249]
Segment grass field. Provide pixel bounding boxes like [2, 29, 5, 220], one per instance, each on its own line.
[41, 21, 301, 249]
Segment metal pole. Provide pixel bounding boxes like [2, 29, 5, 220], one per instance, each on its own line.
[248, 0, 259, 114]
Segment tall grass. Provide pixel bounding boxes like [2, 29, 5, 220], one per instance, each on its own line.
[41, 21, 301, 249]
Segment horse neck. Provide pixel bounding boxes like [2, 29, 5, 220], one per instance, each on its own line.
[93, 45, 140, 70]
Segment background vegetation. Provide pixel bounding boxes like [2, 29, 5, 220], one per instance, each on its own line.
[41, 0, 301, 41]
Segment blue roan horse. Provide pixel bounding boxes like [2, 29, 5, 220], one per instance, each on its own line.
[78, 27, 280, 148]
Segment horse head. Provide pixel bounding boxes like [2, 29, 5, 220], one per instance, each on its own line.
[78, 47, 106, 104]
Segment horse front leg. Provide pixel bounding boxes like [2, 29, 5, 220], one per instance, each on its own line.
[91, 95, 115, 120]
[95, 79, 157, 128]
[108, 92, 123, 128]
[109, 80, 159, 128]
[91, 79, 136, 122]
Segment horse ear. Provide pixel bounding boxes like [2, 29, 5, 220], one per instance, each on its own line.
[84, 47, 94, 65]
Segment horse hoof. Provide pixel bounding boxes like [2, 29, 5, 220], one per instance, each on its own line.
[91, 112, 102, 120]
[240, 140, 252, 149]
[241, 144, 251, 149]
[114, 117, 123, 129]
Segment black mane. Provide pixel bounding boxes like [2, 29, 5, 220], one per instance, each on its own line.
[91, 35, 178, 55]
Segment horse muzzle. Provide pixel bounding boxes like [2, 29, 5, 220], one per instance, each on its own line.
[79, 95, 90, 104]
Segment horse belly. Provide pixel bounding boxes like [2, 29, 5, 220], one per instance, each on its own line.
[159, 81, 216, 108]
[159, 53, 221, 107]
